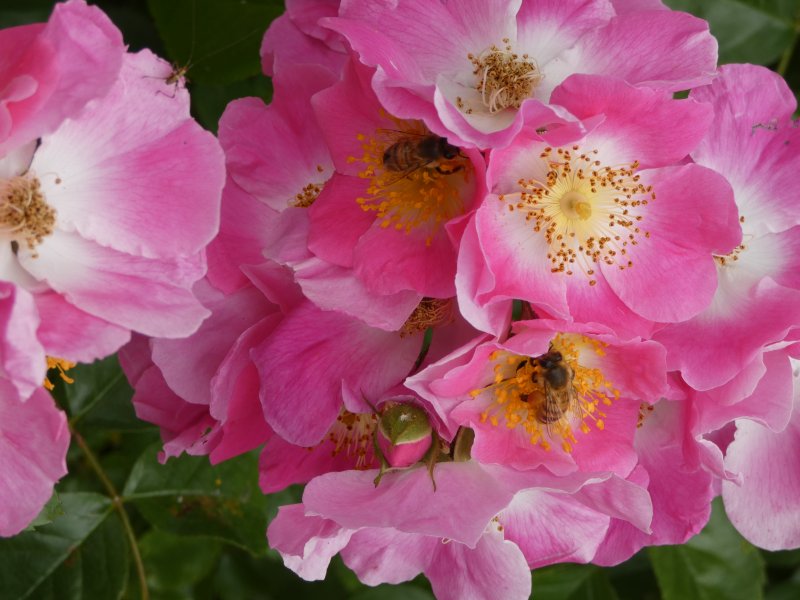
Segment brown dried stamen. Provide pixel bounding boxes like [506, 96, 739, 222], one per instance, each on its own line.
[467, 38, 543, 113]
[400, 297, 455, 337]
[1, 175, 55, 257]
[315, 410, 378, 469]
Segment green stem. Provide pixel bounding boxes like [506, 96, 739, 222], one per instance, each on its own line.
[70, 425, 149, 600]
[777, 14, 800, 77]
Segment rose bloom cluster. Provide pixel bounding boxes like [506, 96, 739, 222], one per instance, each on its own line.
[4, 0, 800, 598]
[126, 0, 798, 595]
[0, 0, 224, 536]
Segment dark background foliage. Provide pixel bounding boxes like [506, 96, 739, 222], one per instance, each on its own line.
[0, 1, 798, 598]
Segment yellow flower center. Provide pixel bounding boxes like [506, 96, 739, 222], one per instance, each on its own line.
[500, 145, 654, 286]
[349, 117, 472, 245]
[1, 175, 56, 257]
[470, 334, 618, 453]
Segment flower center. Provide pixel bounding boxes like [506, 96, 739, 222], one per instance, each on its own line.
[470, 334, 618, 453]
[465, 39, 543, 114]
[350, 118, 471, 244]
[500, 145, 654, 286]
[1, 175, 55, 257]
[292, 165, 327, 208]
[400, 297, 455, 337]
[316, 409, 378, 469]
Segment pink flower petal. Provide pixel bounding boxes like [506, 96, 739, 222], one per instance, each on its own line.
[0, 281, 45, 399]
[31, 50, 224, 259]
[151, 282, 276, 406]
[722, 394, 800, 550]
[34, 290, 130, 363]
[219, 63, 335, 212]
[254, 301, 421, 446]
[267, 504, 355, 581]
[21, 229, 209, 338]
[501, 488, 610, 568]
[342, 528, 436, 585]
[565, 10, 716, 92]
[0, 387, 69, 536]
[690, 65, 800, 236]
[427, 524, 531, 600]
[550, 74, 714, 168]
[0, 0, 124, 154]
[303, 463, 520, 546]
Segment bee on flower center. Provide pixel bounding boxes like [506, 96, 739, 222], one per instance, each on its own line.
[382, 133, 463, 178]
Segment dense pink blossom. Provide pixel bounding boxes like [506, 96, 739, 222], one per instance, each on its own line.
[325, 0, 717, 147]
[460, 75, 741, 337]
[120, 263, 301, 464]
[654, 64, 800, 390]
[2, 47, 224, 363]
[310, 58, 486, 302]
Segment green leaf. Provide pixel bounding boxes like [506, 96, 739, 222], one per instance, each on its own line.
[648, 498, 766, 600]
[532, 564, 620, 600]
[146, 0, 284, 85]
[122, 445, 281, 554]
[53, 355, 146, 431]
[24, 492, 66, 530]
[204, 546, 350, 600]
[139, 530, 221, 592]
[0, 493, 129, 600]
[664, 0, 797, 65]
[190, 76, 272, 132]
[0, 0, 53, 27]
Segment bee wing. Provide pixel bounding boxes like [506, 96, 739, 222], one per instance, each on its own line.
[543, 380, 579, 438]
[381, 159, 437, 188]
[375, 128, 429, 141]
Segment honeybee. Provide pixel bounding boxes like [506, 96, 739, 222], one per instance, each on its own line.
[381, 133, 464, 178]
[531, 350, 578, 425]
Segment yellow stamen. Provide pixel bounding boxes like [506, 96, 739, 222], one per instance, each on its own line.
[469, 334, 617, 452]
[44, 357, 76, 390]
[500, 145, 653, 286]
[350, 117, 471, 245]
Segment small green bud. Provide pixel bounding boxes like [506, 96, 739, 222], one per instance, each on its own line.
[378, 403, 432, 445]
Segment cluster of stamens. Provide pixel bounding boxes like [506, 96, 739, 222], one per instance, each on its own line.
[500, 145, 654, 286]
[292, 165, 327, 207]
[470, 334, 617, 453]
[1, 175, 56, 257]
[462, 39, 543, 114]
[44, 357, 76, 391]
[314, 409, 378, 469]
[349, 117, 470, 244]
[399, 297, 455, 337]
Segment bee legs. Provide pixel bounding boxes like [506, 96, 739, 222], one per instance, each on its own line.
[435, 164, 464, 176]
